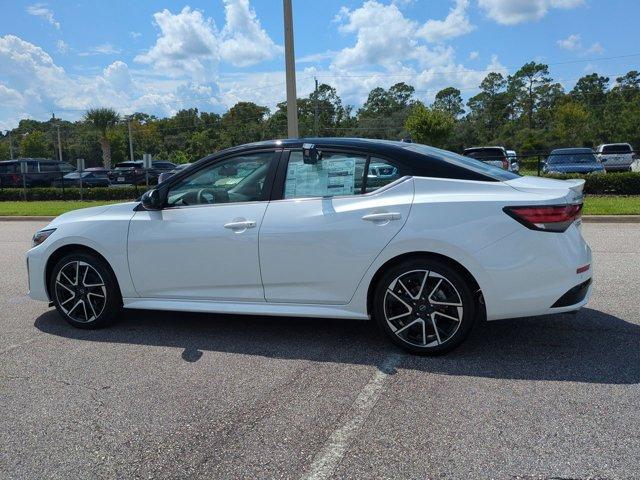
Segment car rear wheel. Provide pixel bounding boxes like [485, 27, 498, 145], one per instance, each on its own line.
[373, 258, 476, 355]
[49, 252, 121, 329]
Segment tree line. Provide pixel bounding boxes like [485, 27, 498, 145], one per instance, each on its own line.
[0, 62, 638, 168]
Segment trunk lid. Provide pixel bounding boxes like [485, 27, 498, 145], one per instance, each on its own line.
[505, 176, 585, 204]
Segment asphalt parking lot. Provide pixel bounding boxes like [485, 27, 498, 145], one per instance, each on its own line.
[1, 220, 639, 479]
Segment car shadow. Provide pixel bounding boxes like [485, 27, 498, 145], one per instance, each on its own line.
[34, 307, 639, 385]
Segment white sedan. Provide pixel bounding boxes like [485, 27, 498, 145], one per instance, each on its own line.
[26, 139, 592, 355]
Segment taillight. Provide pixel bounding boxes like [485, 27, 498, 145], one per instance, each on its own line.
[503, 204, 582, 232]
[502, 159, 509, 170]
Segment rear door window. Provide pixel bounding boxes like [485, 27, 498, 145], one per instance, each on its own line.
[283, 151, 367, 199]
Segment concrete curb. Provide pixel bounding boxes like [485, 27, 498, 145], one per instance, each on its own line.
[0, 216, 55, 221]
[1, 215, 639, 223]
[582, 215, 640, 223]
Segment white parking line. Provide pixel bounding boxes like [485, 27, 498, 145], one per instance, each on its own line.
[302, 353, 404, 480]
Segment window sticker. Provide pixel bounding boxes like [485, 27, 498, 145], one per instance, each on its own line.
[285, 157, 356, 198]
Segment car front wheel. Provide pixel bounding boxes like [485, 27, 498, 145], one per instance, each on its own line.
[373, 258, 476, 355]
[49, 252, 121, 328]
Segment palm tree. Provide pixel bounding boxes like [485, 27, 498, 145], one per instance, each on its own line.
[84, 108, 120, 168]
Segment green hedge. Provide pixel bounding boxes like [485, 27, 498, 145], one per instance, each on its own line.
[545, 172, 640, 195]
[0, 187, 141, 201]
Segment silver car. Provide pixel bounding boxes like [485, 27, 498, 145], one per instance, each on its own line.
[595, 143, 634, 172]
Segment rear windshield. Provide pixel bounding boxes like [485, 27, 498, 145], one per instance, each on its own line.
[463, 148, 507, 161]
[403, 144, 519, 181]
[602, 144, 632, 154]
[548, 151, 597, 164]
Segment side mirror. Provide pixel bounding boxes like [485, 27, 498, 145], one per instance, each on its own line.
[141, 189, 162, 210]
[302, 143, 322, 164]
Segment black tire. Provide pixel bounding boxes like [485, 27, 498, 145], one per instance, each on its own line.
[373, 258, 476, 355]
[49, 252, 122, 329]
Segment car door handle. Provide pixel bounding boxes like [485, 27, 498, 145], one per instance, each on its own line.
[224, 220, 256, 230]
[362, 212, 402, 222]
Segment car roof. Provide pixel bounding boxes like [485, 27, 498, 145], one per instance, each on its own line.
[462, 146, 506, 151]
[550, 148, 594, 153]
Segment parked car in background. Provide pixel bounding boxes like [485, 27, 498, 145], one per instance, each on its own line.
[108, 161, 176, 185]
[506, 150, 519, 173]
[158, 163, 192, 184]
[0, 158, 75, 187]
[462, 146, 509, 170]
[595, 143, 634, 172]
[543, 148, 605, 175]
[51, 171, 111, 188]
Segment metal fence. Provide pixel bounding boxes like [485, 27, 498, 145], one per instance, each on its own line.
[0, 168, 151, 201]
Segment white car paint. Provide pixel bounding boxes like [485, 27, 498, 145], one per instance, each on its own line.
[26, 173, 592, 322]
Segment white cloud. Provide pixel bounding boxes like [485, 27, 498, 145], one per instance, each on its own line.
[417, 0, 475, 43]
[556, 34, 604, 56]
[135, 7, 220, 80]
[135, 2, 281, 80]
[0, 34, 222, 127]
[130, 31, 142, 39]
[297, 50, 340, 64]
[26, 3, 60, 29]
[332, 1, 476, 69]
[557, 33, 581, 51]
[79, 43, 121, 56]
[469, 50, 479, 60]
[219, 0, 283, 67]
[56, 39, 68, 53]
[332, 1, 477, 70]
[478, 0, 584, 25]
[0, 83, 26, 108]
[586, 42, 604, 55]
[333, 1, 430, 68]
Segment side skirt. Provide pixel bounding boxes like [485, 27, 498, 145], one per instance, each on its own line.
[122, 298, 370, 320]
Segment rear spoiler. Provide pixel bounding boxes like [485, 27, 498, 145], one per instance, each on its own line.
[564, 178, 585, 203]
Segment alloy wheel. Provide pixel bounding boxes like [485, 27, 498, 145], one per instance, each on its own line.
[54, 260, 107, 323]
[383, 269, 463, 348]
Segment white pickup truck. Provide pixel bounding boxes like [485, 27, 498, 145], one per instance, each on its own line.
[595, 143, 635, 172]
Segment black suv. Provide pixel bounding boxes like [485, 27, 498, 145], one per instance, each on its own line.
[108, 161, 176, 185]
[0, 158, 76, 187]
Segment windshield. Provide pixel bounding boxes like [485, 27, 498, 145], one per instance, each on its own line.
[403, 143, 519, 180]
[548, 151, 597, 164]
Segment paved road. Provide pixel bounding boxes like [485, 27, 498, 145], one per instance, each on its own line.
[1, 221, 639, 479]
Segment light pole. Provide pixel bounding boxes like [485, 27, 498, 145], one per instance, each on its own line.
[5, 130, 14, 160]
[56, 125, 63, 161]
[283, 0, 299, 138]
[127, 117, 135, 162]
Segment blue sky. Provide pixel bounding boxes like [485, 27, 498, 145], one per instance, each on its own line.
[0, 0, 637, 129]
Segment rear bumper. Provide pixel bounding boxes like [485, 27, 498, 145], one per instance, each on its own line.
[477, 221, 593, 320]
